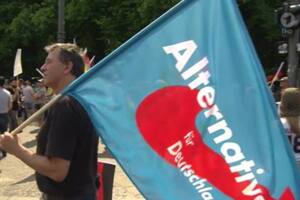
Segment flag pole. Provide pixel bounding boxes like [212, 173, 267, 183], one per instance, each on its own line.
[89, 55, 95, 66]
[10, 94, 62, 136]
[36, 68, 45, 77]
[269, 61, 285, 88]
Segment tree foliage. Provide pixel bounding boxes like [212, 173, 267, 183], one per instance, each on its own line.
[0, 0, 284, 78]
[239, 0, 284, 74]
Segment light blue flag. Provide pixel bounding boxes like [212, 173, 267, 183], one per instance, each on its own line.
[63, 0, 300, 199]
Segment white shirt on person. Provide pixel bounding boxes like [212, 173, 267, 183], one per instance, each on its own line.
[22, 85, 35, 103]
[0, 87, 12, 113]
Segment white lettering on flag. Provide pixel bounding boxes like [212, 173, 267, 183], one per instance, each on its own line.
[163, 40, 197, 72]
[163, 40, 266, 199]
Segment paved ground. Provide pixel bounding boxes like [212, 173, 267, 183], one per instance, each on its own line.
[0, 124, 144, 200]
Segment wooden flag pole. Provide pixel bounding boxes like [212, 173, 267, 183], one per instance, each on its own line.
[269, 61, 285, 88]
[36, 68, 45, 77]
[10, 94, 62, 136]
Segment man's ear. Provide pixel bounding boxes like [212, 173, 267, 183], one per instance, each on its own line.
[64, 61, 73, 74]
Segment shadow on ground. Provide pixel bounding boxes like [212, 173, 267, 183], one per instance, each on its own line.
[30, 128, 40, 134]
[23, 139, 37, 148]
[12, 174, 35, 185]
[98, 149, 113, 158]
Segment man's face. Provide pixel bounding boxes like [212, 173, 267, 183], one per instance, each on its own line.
[10, 80, 16, 87]
[40, 48, 66, 89]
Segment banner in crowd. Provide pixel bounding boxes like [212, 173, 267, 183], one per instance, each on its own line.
[13, 48, 22, 77]
[64, 0, 300, 199]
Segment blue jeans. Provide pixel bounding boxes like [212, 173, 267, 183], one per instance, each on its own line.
[8, 110, 18, 131]
[0, 113, 8, 158]
[0, 113, 9, 133]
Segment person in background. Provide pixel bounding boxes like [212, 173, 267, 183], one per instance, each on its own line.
[0, 76, 12, 159]
[274, 76, 289, 112]
[33, 79, 47, 126]
[271, 80, 281, 102]
[279, 76, 289, 93]
[17, 78, 26, 122]
[0, 43, 99, 200]
[280, 87, 300, 167]
[6, 79, 19, 131]
[22, 80, 35, 119]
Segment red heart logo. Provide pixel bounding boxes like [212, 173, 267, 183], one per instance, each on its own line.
[136, 86, 294, 199]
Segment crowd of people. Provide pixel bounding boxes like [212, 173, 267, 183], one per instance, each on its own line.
[0, 77, 53, 159]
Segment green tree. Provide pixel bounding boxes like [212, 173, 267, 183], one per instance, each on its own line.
[0, 0, 56, 78]
[239, 0, 284, 74]
[86, 0, 180, 56]
[0, 0, 287, 79]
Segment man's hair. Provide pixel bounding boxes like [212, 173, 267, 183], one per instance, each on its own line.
[0, 76, 4, 86]
[45, 43, 84, 78]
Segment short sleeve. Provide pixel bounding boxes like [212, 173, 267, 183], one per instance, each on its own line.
[45, 96, 81, 160]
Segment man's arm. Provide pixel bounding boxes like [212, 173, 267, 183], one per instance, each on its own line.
[0, 133, 70, 182]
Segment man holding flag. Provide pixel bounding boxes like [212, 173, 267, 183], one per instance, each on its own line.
[0, 43, 99, 200]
